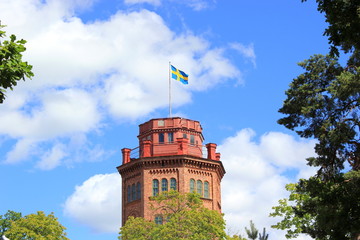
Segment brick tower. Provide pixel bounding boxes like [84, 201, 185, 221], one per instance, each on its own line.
[117, 117, 225, 225]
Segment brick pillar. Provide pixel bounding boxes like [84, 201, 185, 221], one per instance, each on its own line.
[177, 138, 189, 155]
[206, 143, 217, 160]
[142, 140, 152, 157]
[122, 148, 131, 164]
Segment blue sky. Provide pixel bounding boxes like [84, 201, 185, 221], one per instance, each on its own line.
[1, 0, 329, 239]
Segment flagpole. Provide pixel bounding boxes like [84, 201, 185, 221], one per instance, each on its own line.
[169, 61, 172, 118]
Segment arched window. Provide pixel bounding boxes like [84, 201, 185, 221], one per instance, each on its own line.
[170, 178, 177, 190]
[190, 178, 195, 193]
[153, 179, 159, 196]
[197, 180, 203, 196]
[131, 183, 136, 200]
[161, 178, 168, 192]
[155, 215, 163, 225]
[127, 185, 131, 202]
[204, 181, 209, 198]
[136, 182, 141, 200]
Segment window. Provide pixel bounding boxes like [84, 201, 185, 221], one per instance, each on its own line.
[170, 178, 177, 190]
[136, 182, 141, 200]
[190, 179, 195, 193]
[190, 135, 195, 145]
[159, 133, 164, 143]
[183, 133, 187, 139]
[204, 181, 209, 198]
[168, 132, 174, 143]
[155, 215, 163, 225]
[153, 179, 159, 196]
[131, 184, 136, 201]
[161, 178, 168, 192]
[197, 180, 203, 196]
[127, 185, 131, 202]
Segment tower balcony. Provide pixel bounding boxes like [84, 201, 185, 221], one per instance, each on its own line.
[121, 140, 221, 165]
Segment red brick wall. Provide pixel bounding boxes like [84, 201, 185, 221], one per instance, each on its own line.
[120, 156, 224, 225]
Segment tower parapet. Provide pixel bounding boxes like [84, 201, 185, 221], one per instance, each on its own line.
[138, 117, 204, 158]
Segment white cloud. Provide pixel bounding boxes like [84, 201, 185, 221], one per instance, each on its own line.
[36, 143, 67, 170]
[259, 132, 317, 178]
[218, 129, 316, 240]
[0, 88, 100, 140]
[123, 0, 213, 11]
[124, 0, 161, 6]
[0, 0, 242, 169]
[230, 42, 256, 68]
[184, 0, 212, 11]
[4, 138, 38, 164]
[63, 173, 122, 233]
[4, 132, 109, 168]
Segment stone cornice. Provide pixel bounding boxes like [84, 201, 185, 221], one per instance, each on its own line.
[117, 155, 225, 180]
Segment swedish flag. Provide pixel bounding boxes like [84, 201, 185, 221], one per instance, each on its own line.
[171, 65, 188, 85]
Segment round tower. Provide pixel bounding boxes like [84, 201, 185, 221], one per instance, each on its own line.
[117, 117, 225, 225]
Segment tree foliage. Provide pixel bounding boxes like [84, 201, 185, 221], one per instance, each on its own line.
[278, 54, 360, 177]
[0, 23, 33, 103]
[272, 0, 360, 239]
[245, 221, 258, 240]
[271, 171, 360, 239]
[119, 216, 155, 240]
[119, 191, 227, 240]
[302, 0, 360, 55]
[0, 210, 22, 236]
[0, 210, 69, 240]
[226, 235, 248, 240]
[227, 221, 268, 240]
[258, 227, 269, 240]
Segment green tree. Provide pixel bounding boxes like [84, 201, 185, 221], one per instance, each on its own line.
[0, 210, 22, 236]
[226, 235, 248, 240]
[272, 56, 360, 238]
[245, 221, 258, 240]
[272, 53, 360, 240]
[271, 0, 360, 239]
[119, 191, 227, 240]
[258, 227, 269, 240]
[271, 171, 360, 239]
[278, 54, 359, 177]
[0, 22, 34, 103]
[227, 221, 269, 240]
[3, 211, 69, 240]
[120, 216, 155, 240]
[301, 0, 360, 55]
